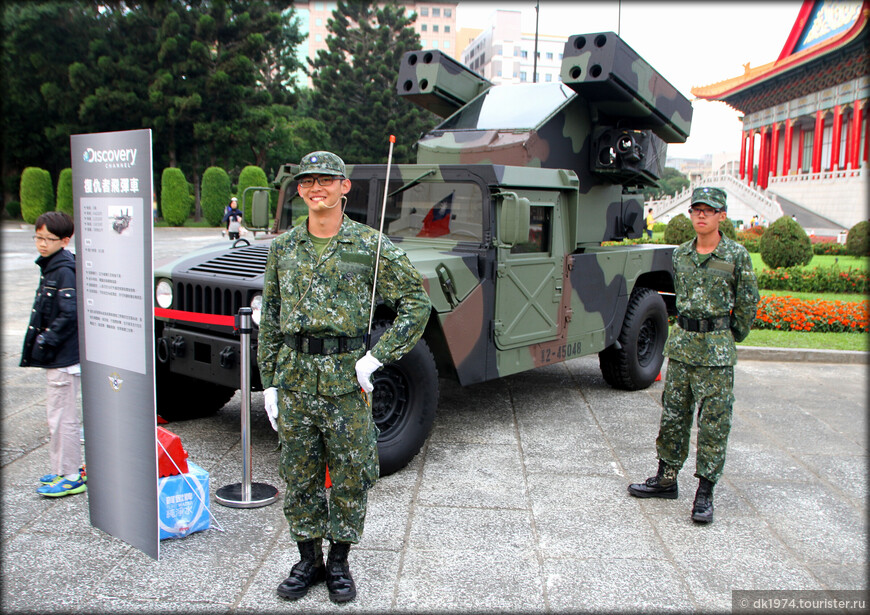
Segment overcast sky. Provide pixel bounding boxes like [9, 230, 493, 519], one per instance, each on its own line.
[455, 1, 805, 160]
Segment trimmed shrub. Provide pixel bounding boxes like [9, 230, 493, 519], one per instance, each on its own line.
[201, 167, 231, 227]
[719, 217, 737, 240]
[5, 200, 21, 219]
[236, 165, 269, 227]
[20, 167, 54, 224]
[161, 167, 191, 226]
[56, 168, 74, 216]
[845, 220, 870, 257]
[759, 215, 813, 269]
[664, 213, 694, 245]
[652, 222, 667, 233]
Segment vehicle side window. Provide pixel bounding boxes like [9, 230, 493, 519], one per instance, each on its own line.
[511, 205, 551, 254]
[383, 181, 484, 242]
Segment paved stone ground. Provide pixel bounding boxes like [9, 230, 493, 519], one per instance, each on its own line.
[1, 222, 867, 613]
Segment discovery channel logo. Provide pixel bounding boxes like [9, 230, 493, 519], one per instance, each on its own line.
[82, 147, 138, 168]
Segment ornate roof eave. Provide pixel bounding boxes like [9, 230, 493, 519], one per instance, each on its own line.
[691, 2, 869, 103]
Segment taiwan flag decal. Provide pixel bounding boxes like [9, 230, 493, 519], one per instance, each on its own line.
[417, 192, 454, 238]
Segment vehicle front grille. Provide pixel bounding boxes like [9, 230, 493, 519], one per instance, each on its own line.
[173, 245, 270, 316]
[174, 283, 245, 316]
[188, 245, 269, 279]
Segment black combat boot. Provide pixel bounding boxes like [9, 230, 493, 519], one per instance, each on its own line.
[325, 541, 357, 603]
[277, 539, 326, 599]
[692, 477, 715, 524]
[627, 460, 679, 499]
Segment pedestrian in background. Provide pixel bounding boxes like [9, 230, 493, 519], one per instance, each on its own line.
[21, 212, 86, 497]
[223, 197, 243, 239]
[645, 207, 655, 239]
[257, 151, 430, 603]
[628, 187, 759, 523]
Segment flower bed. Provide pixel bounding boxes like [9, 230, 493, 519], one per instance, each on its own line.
[753, 295, 869, 333]
[756, 265, 868, 294]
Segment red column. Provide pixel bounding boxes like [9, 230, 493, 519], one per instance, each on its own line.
[862, 104, 869, 165]
[739, 130, 747, 179]
[797, 128, 805, 172]
[831, 105, 842, 171]
[747, 130, 755, 184]
[812, 109, 824, 173]
[758, 127, 769, 188]
[770, 122, 780, 178]
[783, 119, 793, 176]
[850, 101, 863, 169]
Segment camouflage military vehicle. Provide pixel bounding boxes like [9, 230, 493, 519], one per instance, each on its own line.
[153, 32, 691, 475]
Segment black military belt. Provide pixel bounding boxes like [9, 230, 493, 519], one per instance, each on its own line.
[285, 333, 365, 355]
[677, 315, 730, 333]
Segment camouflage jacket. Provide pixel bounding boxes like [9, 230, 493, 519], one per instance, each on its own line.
[664, 233, 759, 367]
[258, 215, 430, 395]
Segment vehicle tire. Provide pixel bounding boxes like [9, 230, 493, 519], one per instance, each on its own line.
[369, 320, 438, 476]
[598, 287, 667, 391]
[155, 366, 237, 421]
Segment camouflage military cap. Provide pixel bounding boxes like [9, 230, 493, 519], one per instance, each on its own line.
[294, 151, 346, 179]
[691, 187, 727, 211]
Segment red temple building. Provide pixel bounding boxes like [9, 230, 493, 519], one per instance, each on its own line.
[658, 0, 868, 236]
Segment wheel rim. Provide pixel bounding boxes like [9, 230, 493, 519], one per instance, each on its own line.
[637, 317, 659, 367]
[371, 365, 410, 440]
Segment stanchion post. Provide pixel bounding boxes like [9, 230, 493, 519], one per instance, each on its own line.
[216, 307, 279, 508]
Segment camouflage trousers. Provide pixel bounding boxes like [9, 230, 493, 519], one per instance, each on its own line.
[277, 388, 379, 544]
[655, 359, 735, 484]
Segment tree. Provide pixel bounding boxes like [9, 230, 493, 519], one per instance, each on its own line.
[309, 0, 436, 164]
[20, 167, 54, 224]
[1, 2, 94, 195]
[642, 167, 690, 201]
[845, 220, 870, 257]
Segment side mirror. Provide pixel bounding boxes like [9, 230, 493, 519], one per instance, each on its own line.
[497, 192, 530, 246]
[252, 190, 269, 228]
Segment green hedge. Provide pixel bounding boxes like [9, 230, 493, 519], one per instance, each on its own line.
[20, 167, 54, 224]
[56, 168, 73, 216]
[812, 242, 849, 256]
[756, 265, 868, 294]
[201, 167, 231, 227]
[5, 200, 21, 219]
[161, 167, 191, 226]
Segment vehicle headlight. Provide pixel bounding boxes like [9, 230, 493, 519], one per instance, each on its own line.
[155, 279, 173, 309]
[250, 293, 262, 325]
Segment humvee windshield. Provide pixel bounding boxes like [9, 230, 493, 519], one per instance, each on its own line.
[436, 82, 576, 131]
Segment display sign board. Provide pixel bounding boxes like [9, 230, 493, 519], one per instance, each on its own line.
[71, 129, 159, 559]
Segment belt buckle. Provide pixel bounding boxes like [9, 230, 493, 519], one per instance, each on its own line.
[309, 338, 324, 354]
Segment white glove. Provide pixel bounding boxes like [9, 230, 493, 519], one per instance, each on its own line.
[264, 387, 278, 432]
[355, 351, 383, 394]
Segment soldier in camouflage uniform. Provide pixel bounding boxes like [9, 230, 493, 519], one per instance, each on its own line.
[628, 187, 759, 523]
[257, 151, 430, 602]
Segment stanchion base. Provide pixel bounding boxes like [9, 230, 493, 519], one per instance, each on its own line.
[215, 482, 279, 508]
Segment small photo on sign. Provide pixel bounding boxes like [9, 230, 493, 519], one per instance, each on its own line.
[108, 205, 135, 235]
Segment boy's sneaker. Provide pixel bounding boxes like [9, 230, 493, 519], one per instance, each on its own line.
[37, 474, 87, 497]
[39, 466, 87, 485]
